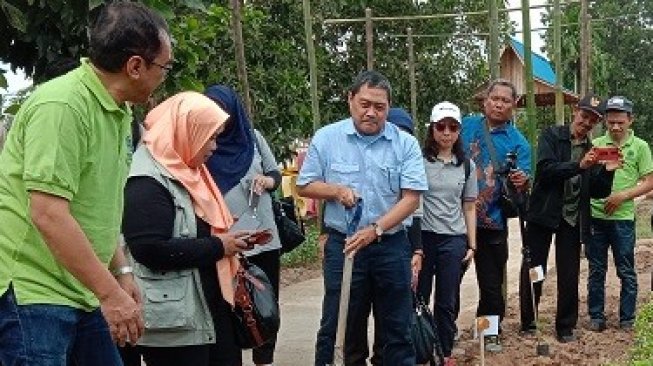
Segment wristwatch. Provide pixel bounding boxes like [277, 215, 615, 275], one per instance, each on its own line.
[371, 222, 384, 241]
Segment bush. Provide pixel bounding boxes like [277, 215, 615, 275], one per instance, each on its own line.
[630, 299, 653, 364]
[280, 222, 320, 268]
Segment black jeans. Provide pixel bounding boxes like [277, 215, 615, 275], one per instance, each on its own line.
[519, 220, 580, 335]
[247, 249, 281, 364]
[417, 232, 467, 357]
[474, 228, 509, 323]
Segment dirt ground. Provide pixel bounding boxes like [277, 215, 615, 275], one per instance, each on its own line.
[279, 201, 653, 366]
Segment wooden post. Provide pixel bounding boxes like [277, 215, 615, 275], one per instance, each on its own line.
[554, 0, 564, 125]
[488, 0, 500, 79]
[407, 27, 418, 138]
[521, 0, 537, 169]
[303, 0, 320, 133]
[365, 8, 374, 70]
[579, 0, 589, 96]
[230, 0, 253, 118]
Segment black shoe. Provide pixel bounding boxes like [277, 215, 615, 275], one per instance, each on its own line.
[556, 332, 577, 343]
[520, 323, 537, 336]
[619, 320, 634, 330]
[589, 319, 606, 332]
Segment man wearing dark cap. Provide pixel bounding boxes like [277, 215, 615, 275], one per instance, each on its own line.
[519, 94, 621, 342]
[587, 96, 653, 331]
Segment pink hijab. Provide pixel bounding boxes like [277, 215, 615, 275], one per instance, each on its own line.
[142, 91, 238, 305]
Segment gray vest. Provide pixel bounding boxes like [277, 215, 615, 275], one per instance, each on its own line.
[128, 145, 216, 346]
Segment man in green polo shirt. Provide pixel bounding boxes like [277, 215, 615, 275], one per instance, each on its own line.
[587, 96, 653, 332]
[0, 3, 171, 365]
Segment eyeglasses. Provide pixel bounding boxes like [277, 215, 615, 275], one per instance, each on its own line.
[434, 122, 460, 133]
[150, 60, 173, 73]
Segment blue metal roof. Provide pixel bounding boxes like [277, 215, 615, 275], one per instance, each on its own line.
[509, 38, 557, 86]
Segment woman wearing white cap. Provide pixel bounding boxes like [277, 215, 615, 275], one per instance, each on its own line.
[417, 101, 478, 365]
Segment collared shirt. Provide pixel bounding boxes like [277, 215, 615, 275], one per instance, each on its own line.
[297, 118, 427, 234]
[422, 156, 478, 235]
[591, 130, 653, 220]
[0, 58, 132, 310]
[562, 139, 587, 226]
[461, 115, 532, 230]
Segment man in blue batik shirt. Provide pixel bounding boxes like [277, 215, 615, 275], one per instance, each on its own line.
[461, 79, 531, 352]
[297, 71, 427, 366]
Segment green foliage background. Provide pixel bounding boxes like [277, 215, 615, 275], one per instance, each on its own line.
[0, 0, 515, 160]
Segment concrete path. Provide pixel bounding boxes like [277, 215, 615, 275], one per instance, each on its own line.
[243, 219, 527, 365]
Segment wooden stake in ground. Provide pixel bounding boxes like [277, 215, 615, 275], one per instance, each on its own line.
[333, 253, 354, 366]
[477, 317, 490, 366]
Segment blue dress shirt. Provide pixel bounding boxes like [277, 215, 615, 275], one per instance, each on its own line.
[297, 118, 427, 234]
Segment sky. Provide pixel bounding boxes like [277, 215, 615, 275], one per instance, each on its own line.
[1, 1, 549, 94]
[507, 0, 548, 57]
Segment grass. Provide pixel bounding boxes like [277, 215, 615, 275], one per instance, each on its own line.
[280, 221, 320, 268]
[629, 299, 653, 365]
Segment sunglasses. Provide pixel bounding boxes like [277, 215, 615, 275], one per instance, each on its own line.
[433, 122, 460, 133]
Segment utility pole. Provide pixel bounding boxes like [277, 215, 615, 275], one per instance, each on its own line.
[365, 8, 374, 70]
[230, 0, 253, 118]
[407, 27, 418, 138]
[554, 0, 564, 125]
[303, 0, 320, 132]
[579, 0, 590, 96]
[522, 0, 537, 169]
[488, 0, 500, 79]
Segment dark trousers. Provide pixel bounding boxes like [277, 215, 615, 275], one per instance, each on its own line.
[314, 230, 414, 366]
[417, 232, 467, 357]
[474, 228, 509, 323]
[248, 249, 281, 364]
[519, 220, 580, 335]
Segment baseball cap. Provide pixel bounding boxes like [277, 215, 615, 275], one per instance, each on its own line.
[428, 101, 461, 125]
[387, 107, 414, 134]
[576, 93, 604, 118]
[605, 96, 633, 114]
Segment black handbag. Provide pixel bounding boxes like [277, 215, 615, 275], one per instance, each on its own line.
[412, 294, 445, 365]
[232, 255, 281, 349]
[272, 197, 306, 254]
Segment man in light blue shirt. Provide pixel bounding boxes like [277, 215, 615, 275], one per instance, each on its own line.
[297, 71, 427, 366]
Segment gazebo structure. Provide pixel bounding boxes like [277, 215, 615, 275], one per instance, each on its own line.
[476, 38, 578, 107]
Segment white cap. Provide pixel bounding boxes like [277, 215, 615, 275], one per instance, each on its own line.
[428, 101, 461, 125]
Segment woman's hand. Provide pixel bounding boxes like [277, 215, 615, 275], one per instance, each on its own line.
[462, 247, 475, 263]
[411, 253, 423, 290]
[215, 231, 251, 256]
[252, 174, 274, 195]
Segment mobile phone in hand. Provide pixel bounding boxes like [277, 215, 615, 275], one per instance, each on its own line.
[242, 229, 273, 247]
[595, 146, 619, 161]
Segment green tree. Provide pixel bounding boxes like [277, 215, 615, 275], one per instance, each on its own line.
[541, 0, 653, 142]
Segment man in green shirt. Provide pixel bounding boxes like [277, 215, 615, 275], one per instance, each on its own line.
[587, 96, 653, 332]
[0, 3, 171, 365]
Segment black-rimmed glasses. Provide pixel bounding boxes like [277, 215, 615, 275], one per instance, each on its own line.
[150, 60, 173, 73]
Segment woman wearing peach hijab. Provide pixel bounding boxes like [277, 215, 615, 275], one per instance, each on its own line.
[122, 91, 250, 366]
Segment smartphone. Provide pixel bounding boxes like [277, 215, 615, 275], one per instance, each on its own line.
[242, 229, 273, 247]
[595, 146, 619, 161]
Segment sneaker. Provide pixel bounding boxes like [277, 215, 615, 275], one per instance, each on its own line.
[556, 332, 577, 343]
[589, 319, 606, 332]
[484, 335, 503, 352]
[619, 320, 634, 330]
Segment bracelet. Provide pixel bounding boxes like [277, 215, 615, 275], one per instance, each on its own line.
[111, 265, 133, 277]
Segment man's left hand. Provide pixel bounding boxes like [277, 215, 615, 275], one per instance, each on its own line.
[344, 226, 377, 255]
[508, 169, 529, 192]
[604, 192, 627, 216]
[116, 273, 142, 308]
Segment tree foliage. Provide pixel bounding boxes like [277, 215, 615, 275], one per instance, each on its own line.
[541, 0, 653, 142]
[0, 0, 516, 160]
